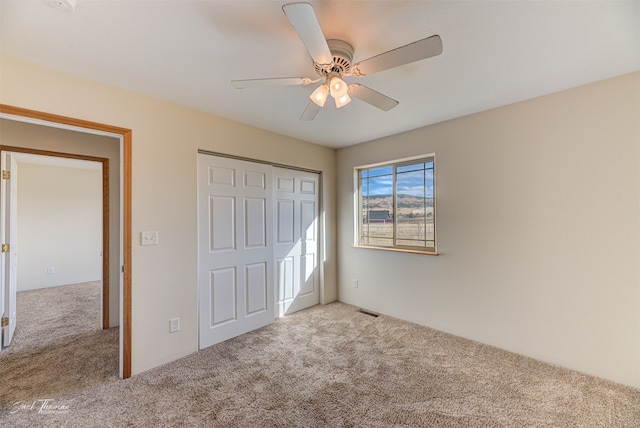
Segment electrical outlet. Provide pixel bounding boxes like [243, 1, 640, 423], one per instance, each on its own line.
[47, 267, 55, 274]
[169, 317, 180, 333]
[352, 279, 358, 288]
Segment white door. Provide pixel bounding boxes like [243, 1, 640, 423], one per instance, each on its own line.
[198, 154, 274, 349]
[1, 153, 18, 349]
[274, 168, 320, 316]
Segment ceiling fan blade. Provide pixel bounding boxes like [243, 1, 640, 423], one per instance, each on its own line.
[352, 35, 442, 76]
[231, 77, 317, 89]
[349, 84, 399, 111]
[282, 3, 333, 67]
[300, 101, 321, 121]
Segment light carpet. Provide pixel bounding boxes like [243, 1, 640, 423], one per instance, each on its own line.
[1, 284, 639, 427]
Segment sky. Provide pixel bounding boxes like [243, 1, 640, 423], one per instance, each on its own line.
[361, 162, 434, 198]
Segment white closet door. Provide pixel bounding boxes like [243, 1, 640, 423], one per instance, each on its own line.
[198, 154, 274, 349]
[274, 168, 320, 316]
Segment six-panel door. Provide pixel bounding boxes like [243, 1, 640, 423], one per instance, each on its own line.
[274, 168, 319, 316]
[198, 155, 274, 349]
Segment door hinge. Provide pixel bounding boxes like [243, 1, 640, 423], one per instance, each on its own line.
[1, 244, 9, 253]
[1, 317, 8, 327]
[2, 170, 9, 180]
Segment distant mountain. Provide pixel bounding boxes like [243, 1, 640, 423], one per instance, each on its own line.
[363, 195, 434, 215]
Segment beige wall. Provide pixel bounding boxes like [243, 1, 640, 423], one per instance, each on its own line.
[4, 52, 636, 388]
[0, 55, 337, 375]
[0, 119, 120, 327]
[17, 163, 102, 291]
[337, 72, 640, 388]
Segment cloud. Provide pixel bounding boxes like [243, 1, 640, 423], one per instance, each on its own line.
[362, 167, 434, 197]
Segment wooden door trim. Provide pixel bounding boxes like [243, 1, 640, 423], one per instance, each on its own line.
[0, 145, 110, 329]
[0, 104, 132, 379]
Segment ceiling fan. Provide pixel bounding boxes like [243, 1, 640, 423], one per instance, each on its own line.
[231, 2, 443, 121]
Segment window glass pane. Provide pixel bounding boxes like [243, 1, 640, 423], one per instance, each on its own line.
[357, 156, 435, 252]
[361, 177, 369, 198]
[362, 170, 392, 246]
[367, 166, 393, 178]
[360, 230, 370, 245]
[366, 235, 393, 247]
[396, 238, 428, 248]
[396, 162, 425, 174]
[396, 170, 425, 198]
[360, 201, 369, 242]
[424, 168, 435, 244]
[366, 175, 393, 213]
[425, 168, 434, 198]
[396, 168, 426, 247]
[368, 175, 393, 197]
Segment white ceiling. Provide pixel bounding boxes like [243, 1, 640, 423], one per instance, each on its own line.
[1, 1, 638, 149]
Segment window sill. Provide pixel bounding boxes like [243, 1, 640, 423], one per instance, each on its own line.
[353, 245, 439, 256]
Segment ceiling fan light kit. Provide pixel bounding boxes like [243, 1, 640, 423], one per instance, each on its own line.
[309, 71, 351, 108]
[328, 72, 349, 99]
[334, 94, 351, 109]
[231, 2, 443, 121]
[310, 84, 329, 107]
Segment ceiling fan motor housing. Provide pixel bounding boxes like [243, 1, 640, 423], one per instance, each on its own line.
[315, 39, 354, 76]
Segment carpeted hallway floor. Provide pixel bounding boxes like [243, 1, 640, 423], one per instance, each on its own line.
[0, 282, 118, 408]
[1, 283, 639, 427]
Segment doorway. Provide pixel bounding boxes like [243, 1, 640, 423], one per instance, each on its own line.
[1, 147, 110, 333]
[0, 104, 132, 379]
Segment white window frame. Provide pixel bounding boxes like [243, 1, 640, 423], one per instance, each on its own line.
[354, 154, 437, 255]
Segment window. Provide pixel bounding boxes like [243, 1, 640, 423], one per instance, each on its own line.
[356, 156, 436, 253]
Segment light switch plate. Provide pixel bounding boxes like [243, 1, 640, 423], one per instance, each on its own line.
[141, 231, 158, 246]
